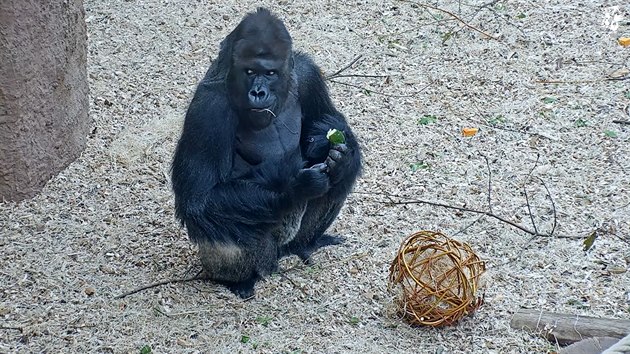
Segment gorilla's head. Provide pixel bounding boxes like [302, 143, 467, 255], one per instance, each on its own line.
[227, 8, 293, 130]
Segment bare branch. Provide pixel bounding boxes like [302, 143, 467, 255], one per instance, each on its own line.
[115, 272, 204, 299]
[325, 55, 363, 80]
[397, 0, 500, 41]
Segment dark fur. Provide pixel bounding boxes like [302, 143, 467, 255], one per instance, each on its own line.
[171, 8, 361, 298]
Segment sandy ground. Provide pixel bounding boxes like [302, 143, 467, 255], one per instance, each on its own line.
[1, 0, 630, 353]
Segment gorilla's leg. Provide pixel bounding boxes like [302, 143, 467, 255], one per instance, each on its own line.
[198, 236, 278, 298]
[280, 195, 345, 263]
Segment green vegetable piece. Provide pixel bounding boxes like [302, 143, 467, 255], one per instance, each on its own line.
[604, 130, 618, 138]
[140, 345, 152, 354]
[327, 129, 346, 144]
[583, 231, 597, 252]
[241, 335, 250, 344]
[418, 114, 437, 125]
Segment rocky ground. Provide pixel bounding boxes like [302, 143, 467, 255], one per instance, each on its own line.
[1, 0, 629, 353]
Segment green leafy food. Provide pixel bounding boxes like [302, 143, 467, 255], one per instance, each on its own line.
[418, 114, 437, 125]
[575, 118, 587, 127]
[256, 315, 272, 327]
[410, 162, 430, 171]
[583, 231, 597, 252]
[488, 115, 506, 126]
[542, 96, 557, 104]
[140, 345, 152, 354]
[349, 316, 360, 325]
[241, 335, 250, 344]
[604, 130, 618, 138]
[326, 129, 346, 144]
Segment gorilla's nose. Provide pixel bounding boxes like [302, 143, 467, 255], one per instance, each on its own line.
[249, 88, 270, 107]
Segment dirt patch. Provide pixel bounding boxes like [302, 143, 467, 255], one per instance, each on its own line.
[1, 1, 629, 353]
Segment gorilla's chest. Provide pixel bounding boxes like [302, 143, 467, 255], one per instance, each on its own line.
[233, 103, 302, 171]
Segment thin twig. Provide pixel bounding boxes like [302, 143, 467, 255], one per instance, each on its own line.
[0, 326, 23, 332]
[327, 74, 391, 79]
[358, 191, 581, 239]
[522, 187, 539, 235]
[397, 0, 500, 41]
[483, 155, 493, 213]
[115, 275, 204, 299]
[250, 108, 277, 117]
[281, 252, 369, 274]
[278, 273, 308, 295]
[452, 216, 484, 236]
[476, 0, 501, 9]
[523, 153, 540, 235]
[330, 79, 435, 98]
[537, 177, 557, 237]
[613, 120, 630, 125]
[536, 76, 630, 85]
[325, 55, 363, 80]
[526, 153, 541, 180]
[329, 79, 418, 98]
[386, 197, 543, 236]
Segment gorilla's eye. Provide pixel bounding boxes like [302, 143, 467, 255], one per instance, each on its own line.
[245, 69, 254, 75]
[267, 70, 276, 76]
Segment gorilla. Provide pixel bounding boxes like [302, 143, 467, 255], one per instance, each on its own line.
[171, 8, 361, 298]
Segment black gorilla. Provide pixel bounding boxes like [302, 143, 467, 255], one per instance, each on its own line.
[171, 8, 361, 298]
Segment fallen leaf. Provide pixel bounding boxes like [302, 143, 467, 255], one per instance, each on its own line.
[583, 231, 597, 252]
[462, 127, 479, 137]
[618, 37, 630, 47]
[609, 68, 629, 79]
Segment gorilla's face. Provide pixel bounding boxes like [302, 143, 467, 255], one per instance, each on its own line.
[227, 20, 293, 131]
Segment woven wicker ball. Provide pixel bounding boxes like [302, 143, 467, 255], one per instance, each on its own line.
[388, 230, 486, 327]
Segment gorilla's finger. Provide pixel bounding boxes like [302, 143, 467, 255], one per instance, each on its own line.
[331, 143, 348, 153]
[310, 162, 328, 172]
[328, 149, 344, 163]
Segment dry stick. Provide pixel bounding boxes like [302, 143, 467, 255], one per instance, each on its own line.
[522, 153, 541, 235]
[385, 197, 545, 236]
[361, 189, 577, 239]
[325, 55, 363, 80]
[613, 120, 630, 125]
[452, 216, 484, 237]
[483, 155, 493, 213]
[329, 79, 420, 98]
[443, 0, 495, 43]
[522, 187, 539, 236]
[397, 0, 500, 41]
[0, 326, 22, 332]
[278, 273, 309, 295]
[536, 76, 630, 85]
[537, 177, 557, 237]
[328, 74, 390, 79]
[281, 252, 369, 274]
[114, 274, 204, 299]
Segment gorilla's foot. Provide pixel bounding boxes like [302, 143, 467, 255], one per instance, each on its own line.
[296, 234, 345, 264]
[220, 275, 259, 299]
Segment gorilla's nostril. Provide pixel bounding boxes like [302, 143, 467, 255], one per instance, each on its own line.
[250, 90, 267, 99]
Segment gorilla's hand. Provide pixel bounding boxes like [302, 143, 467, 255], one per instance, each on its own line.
[325, 144, 350, 185]
[295, 163, 330, 199]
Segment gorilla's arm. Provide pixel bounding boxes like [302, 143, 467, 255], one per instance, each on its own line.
[294, 52, 362, 196]
[171, 83, 329, 244]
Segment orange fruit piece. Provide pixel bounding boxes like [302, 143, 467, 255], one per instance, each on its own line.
[462, 127, 479, 137]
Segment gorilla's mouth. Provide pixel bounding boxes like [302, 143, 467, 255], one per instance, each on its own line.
[250, 107, 277, 118]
